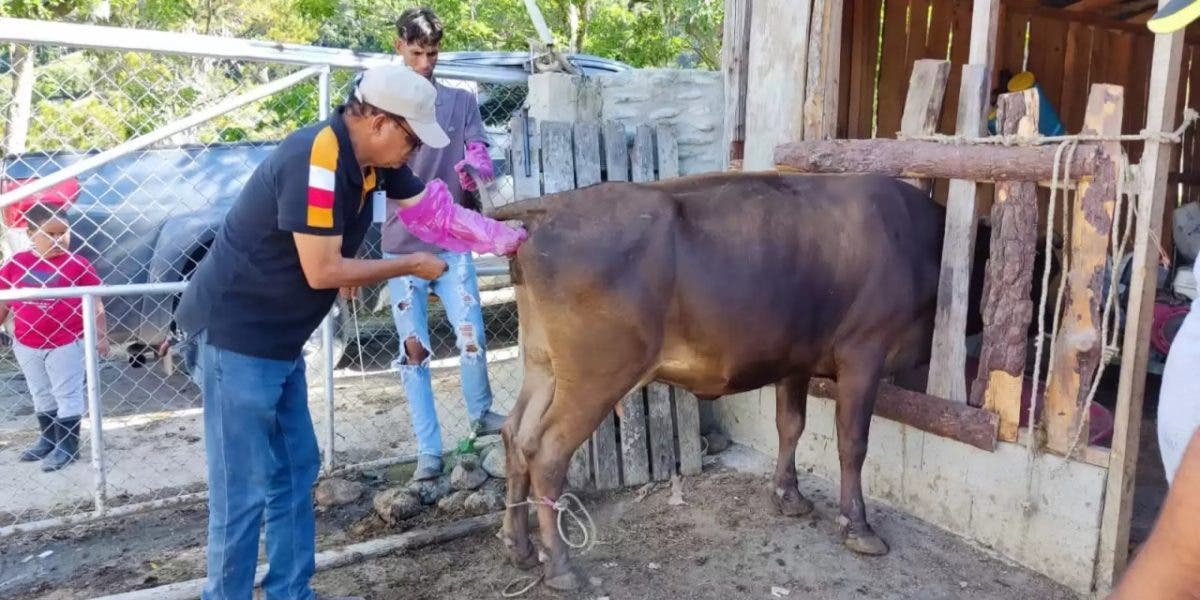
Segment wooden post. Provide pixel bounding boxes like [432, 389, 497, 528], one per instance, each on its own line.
[619, 390, 651, 486]
[1097, 20, 1184, 587]
[898, 59, 952, 191]
[720, 0, 752, 165]
[927, 65, 989, 403]
[674, 389, 703, 476]
[540, 121, 576, 194]
[803, 0, 843, 140]
[647, 383, 676, 481]
[603, 121, 630, 182]
[1045, 84, 1124, 457]
[972, 89, 1041, 441]
[572, 122, 602, 188]
[509, 115, 541, 201]
[631, 125, 656, 183]
[743, 0, 812, 170]
[592, 413, 622, 490]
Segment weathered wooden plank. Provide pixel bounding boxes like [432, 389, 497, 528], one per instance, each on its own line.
[875, 0, 912, 140]
[655, 125, 680, 179]
[899, 59, 952, 191]
[744, 0, 812, 169]
[1097, 22, 1183, 587]
[509, 115, 541, 201]
[647, 382, 676, 482]
[619, 389, 650, 486]
[810, 379, 999, 451]
[927, 65, 988, 403]
[567, 439, 592, 490]
[1045, 84, 1124, 457]
[849, 0, 883, 138]
[603, 121, 630, 182]
[969, 0, 1003, 95]
[540, 120, 575, 194]
[573, 121, 602, 188]
[721, 0, 752, 163]
[591, 412, 622, 490]
[972, 89, 1040, 441]
[1059, 23, 1091, 134]
[940, 0, 974, 134]
[774, 137, 1103, 181]
[803, 0, 844, 140]
[631, 124, 656, 183]
[674, 388, 703, 476]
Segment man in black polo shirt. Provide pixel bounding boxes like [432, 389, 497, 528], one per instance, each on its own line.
[175, 63, 523, 600]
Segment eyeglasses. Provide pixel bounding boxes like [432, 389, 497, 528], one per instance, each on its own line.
[395, 118, 424, 151]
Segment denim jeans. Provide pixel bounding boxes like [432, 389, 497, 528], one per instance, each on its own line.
[190, 331, 320, 600]
[385, 251, 494, 457]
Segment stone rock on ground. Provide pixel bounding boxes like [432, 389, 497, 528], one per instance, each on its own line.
[373, 488, 422, 525]
[437, 490, 472, 514]
[464, 489, 506, 516]
[482, 445, 507, 479]
[315, 478, 365, 508]
[703, 431, 730, 454]
[450, 454, 489, 491]
[407, 476, 452, 506]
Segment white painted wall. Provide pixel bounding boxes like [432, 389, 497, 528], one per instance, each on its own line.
[709, 388, 1106, 593]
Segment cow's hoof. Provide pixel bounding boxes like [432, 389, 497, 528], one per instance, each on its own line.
[844, 531, 890, 556]
[543, 569, 581, 591]
[771, 486, 814, 517]
[507, 546, 540, 570]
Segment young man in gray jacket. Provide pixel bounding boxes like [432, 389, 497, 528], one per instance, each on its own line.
[383, 6, 506, 481]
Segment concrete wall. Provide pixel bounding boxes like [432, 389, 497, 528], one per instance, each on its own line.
[709, 388, 1107, 594]
[526, 69, 725, 176]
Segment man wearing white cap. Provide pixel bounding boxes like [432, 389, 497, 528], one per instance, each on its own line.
[175, 63, 524, 600]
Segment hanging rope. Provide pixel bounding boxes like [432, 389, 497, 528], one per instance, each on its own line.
[1023, 139, 1078, 510]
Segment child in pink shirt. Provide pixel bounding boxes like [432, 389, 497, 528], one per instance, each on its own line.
[0, 202, 107, 471]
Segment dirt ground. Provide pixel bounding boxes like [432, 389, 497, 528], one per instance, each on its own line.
[0, 301, 523, 527]
[2, 446, 1082, 600]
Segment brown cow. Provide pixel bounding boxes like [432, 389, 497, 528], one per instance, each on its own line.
[491, 171, 945, 590]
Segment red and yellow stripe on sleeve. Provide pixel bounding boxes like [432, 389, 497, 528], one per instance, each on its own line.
[306, 126, 339, 228]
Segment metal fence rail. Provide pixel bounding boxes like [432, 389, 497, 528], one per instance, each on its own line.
[0, 20, 525, 535]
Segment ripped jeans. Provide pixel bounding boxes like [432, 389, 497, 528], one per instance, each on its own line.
[384, 251, 495, 458]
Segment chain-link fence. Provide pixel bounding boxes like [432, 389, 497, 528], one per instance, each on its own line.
[0, 26, 527, 533]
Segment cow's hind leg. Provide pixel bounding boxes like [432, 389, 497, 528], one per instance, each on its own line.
[772, 373, 814, 517]
[501, 361, 554, 570]
[521, 375, 642, 591]
[834, 352, 889, 556]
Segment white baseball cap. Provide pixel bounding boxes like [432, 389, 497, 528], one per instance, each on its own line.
[353, 63, 450, 149]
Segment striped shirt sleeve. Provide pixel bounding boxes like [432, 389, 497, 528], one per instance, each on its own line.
[279, 126, 344, 236]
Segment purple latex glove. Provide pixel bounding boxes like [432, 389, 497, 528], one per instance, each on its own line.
[398, 178, 527, 256]
[454, 141, 494, 192]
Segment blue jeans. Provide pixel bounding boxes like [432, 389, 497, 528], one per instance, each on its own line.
[190, 332, 320, 600]
[385, 251, 494, 457]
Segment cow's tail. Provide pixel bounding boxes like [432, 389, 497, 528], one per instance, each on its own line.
[485, 195, 558, 227]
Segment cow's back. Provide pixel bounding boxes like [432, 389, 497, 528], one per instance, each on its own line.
[506, 172, 944, 394]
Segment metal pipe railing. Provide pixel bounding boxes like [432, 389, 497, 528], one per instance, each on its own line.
[0, 65, 326, 209]
[0, 18, 529, 85]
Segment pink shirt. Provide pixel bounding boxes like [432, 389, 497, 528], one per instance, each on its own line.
[0, 251, 101, 349]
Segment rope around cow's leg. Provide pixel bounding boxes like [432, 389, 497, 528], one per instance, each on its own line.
[501, 493, 599, 597]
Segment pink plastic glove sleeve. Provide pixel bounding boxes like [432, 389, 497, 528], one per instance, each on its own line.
[397, 179, 527, 256]
[454, 141, 494, 192]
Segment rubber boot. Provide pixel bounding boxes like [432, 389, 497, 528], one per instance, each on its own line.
[19, 411, 57, 462]
[42, 416, 81, 472]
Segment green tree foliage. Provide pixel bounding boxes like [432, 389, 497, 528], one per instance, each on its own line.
[3, 0, 726, 154]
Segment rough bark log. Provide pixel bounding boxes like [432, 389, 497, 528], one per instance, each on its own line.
[971, 90, 1041, 444]
[809, 379, 999, 452]
[773, 138, 1103, 182]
